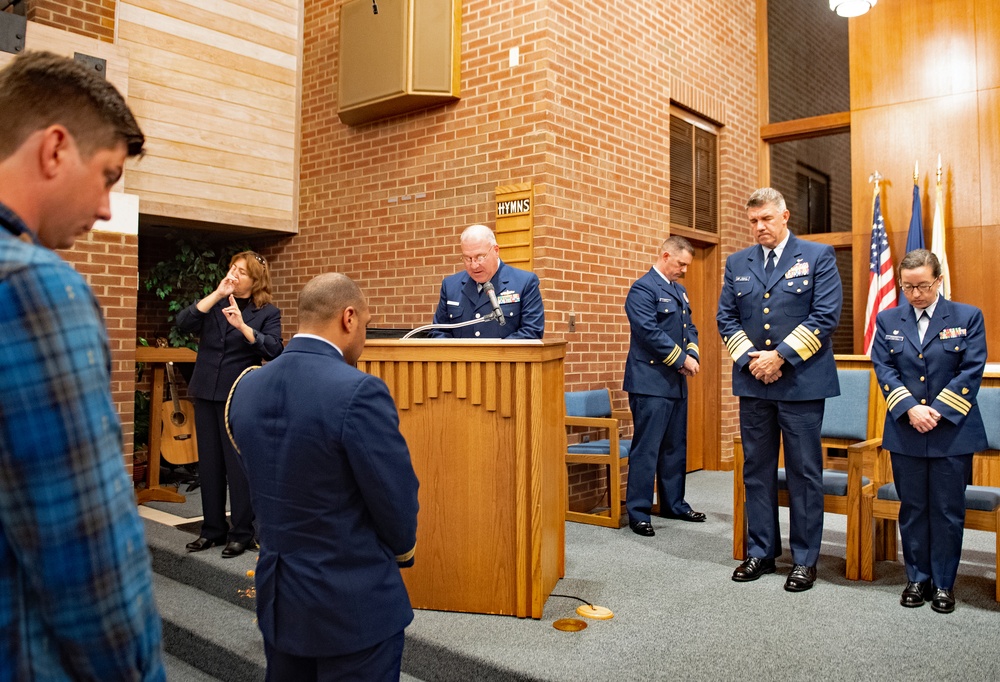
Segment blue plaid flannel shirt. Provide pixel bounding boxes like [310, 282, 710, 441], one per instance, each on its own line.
[0, 203, 164, 681]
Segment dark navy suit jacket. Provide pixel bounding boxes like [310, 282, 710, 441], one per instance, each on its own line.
[623, 268, 699, 398]
[871, 297, 988, 457]
[176, 299, 283, 401]
[717, 234, 842, 400]
[227, 336, 419, 658]
[431, 261, 544, 338]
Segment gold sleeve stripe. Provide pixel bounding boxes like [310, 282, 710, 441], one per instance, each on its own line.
[785, 324, 822, 361]
[885, 386, 912, 412]
[937, 389, 972, 415]
[726, 331, 754, 361]
[396, 545, 416, 563]
[664, 345, 681, 366]
[686, 342, 699, 354]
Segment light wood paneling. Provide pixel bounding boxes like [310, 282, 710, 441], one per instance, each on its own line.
[976, 0, 1000, 89]
[119, 0, 301, 233]
[980, 88, 1000, 225]
[850, 0, 979, 110]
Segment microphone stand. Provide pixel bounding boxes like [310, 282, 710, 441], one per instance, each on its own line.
[401, 311, 504, 340]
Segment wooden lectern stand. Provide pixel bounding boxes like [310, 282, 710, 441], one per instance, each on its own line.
[134, 346, 197, 505]
[358, 339, 567, 619]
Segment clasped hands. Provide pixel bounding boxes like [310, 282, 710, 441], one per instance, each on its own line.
[907, 404, 942, 433]
[678, 355, 700, 377]
[747, 350, 783, 384]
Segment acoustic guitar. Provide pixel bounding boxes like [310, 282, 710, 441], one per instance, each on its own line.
[160, 361, 198, 465]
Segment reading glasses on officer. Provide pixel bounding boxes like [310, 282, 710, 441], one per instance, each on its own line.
[462, 253, 490, 265]
[900, 282, 936, 293]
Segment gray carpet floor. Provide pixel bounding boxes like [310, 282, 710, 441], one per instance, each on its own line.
[143, 469, 1000, 681]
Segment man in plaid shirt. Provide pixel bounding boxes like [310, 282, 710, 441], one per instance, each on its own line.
[0, 52, 164, 680]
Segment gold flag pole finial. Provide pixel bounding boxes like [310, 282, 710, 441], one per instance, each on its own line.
[913, 161, 919, 184]
[936, 154, 942, 184]
[868, 170, 882, 189]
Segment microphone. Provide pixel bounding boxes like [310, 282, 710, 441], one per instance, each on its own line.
[482, 282, 506, 326]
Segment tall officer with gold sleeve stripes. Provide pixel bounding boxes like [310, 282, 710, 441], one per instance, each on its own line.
[871, 249, 988, 614]
[623, 235, 704, 537]
[717, 188, 842, 592]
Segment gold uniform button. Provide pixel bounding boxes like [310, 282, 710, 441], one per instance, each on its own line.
[920, 399, 927, 404]
[803, 280, 809, 285]
[796, 288, 802, 292]
[920, 376, 925, 382]
[763, 308, 770, 314]
[954, 345, 960, 351]
[918, 353, 923, 359]
[764, 293, 770, 299]
[683, 324, 688, 328]
[764, 324, 770, 330]
[650, 360, 655, 364]
[765, 339, 772, 345]
[788, 282, 794, 286]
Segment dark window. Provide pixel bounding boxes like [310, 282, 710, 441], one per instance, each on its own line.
[670, 113, 718, 235]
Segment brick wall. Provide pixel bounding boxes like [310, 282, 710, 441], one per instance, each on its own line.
[270, 0, 758, 512]
[26, 0, 116, 43]
[59, 231, 139, 471]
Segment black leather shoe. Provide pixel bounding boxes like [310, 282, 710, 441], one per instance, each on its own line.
[900, 581, 932, 608]
[221, 540, 259, 558]
[660, 509, 707, 522]
[930, 588, 956, 614]
[628, 520, 655, 537]
[732, 557, 776, 582]
[185, 537, 224, 553]
[784, 564, 817, 592]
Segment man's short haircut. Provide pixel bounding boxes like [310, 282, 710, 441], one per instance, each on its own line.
[746, 187, 786, 213]
[0, 51, 145, 161]
[662, 235, 694, 257]
[460, 224, 497, 246]
[298, 273, 366, 328]
[898, 248, 942, 278]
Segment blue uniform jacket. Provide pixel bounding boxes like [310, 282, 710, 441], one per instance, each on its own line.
[431, 261, 544, 338]
[871, 298, 988, 458]
[717, 234, 842, 400]
[176, 299, 283, 401]
[227, 336, 420, 658]
[623, 268, 699, 398]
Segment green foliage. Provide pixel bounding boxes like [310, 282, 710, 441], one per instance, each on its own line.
[143, 238, 251, 349]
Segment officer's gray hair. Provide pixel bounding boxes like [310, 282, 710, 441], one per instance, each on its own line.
[746, 187, 786, 213]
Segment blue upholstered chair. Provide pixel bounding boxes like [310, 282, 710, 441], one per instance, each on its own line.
[565, 389, 632, 528]
[733, 362, 880, 580]
[864, 385, 1000, 599]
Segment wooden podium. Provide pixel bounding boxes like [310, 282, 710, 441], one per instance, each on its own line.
[358, 339, 567, 619]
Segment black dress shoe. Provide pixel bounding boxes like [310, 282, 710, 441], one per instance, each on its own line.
[930, 588, 956, 614]
[221, 540, 259, 558]
[660, 510, 707, 522]
[900, 581, 933, 608]
[185, 537, 224, 553]
[784, 564, 817, 592]
[732, 556, 776, 582]
[628, 520, 655, 537]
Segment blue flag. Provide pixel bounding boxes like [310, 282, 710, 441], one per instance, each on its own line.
[905, 183, 924, 253]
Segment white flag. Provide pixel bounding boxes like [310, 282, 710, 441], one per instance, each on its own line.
[930, 172, 951, 299]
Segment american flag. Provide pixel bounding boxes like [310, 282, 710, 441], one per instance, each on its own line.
[863, 188, 897, 355]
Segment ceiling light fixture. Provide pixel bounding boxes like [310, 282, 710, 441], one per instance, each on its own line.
[829, 0, 877, 17]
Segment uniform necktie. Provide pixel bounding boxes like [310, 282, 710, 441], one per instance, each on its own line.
[917, 310, 930, 343]
[764, 249, 776, 277]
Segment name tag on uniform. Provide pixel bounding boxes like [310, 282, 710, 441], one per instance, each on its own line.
[659, 297, 673, 303]
[785, 261, 810, 278]
[447, 300, 460, 306]
[939, 327, 967, 339]
[735, 276, 751, 282]
[884, 333, 904, 341]
[498, 291, 520, 304]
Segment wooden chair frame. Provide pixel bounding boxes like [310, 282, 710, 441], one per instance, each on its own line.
[565, 389, 631, 529]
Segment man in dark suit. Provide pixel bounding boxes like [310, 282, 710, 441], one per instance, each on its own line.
[227, 273, 419, 681]
[871, 249, 988, 613]
[717, 187, 842, 592]
[431, 224, 544, 338]
[623, 235, 703, 537]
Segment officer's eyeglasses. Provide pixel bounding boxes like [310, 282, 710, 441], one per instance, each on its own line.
[462, 253, 490, 266]
[900, 282, 936, 293]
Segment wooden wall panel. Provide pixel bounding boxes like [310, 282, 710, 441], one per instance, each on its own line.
[976, 0, 1000, 89]
[119, 0, 301, 234]
[979, 88, 1000, 225]
[850, 0, 978, 110]
[983, 225, 1000, 355]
